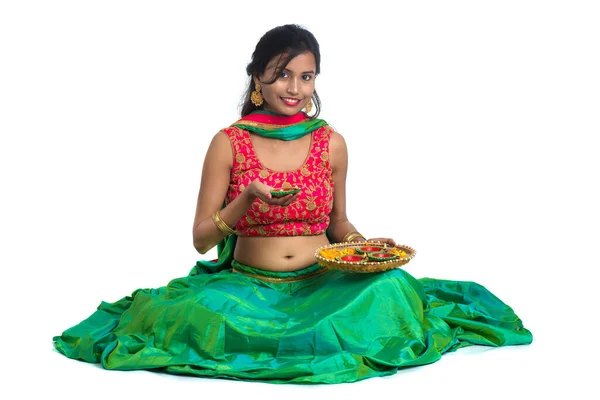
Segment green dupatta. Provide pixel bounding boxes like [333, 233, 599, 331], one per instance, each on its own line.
[230, 110, 327, 141]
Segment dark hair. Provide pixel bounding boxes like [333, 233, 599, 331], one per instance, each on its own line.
[241, 24, 322, 118]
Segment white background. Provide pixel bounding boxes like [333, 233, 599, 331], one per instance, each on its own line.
[1, 0, 598, 399]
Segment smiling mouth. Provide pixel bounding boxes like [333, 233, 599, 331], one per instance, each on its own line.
[280, 97, 302, 106]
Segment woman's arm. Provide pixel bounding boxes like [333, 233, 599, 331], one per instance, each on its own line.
[192, 131, 246, 254]
[326, 131, 365, 243]
[327, 130, 396, 246]
[192, 131, 300, 254]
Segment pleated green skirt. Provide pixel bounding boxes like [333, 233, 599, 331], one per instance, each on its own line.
[53, 260, 532, 384]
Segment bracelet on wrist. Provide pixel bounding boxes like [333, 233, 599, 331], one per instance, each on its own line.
[212, 211, 237, 236]
[342, 231, 365, 243]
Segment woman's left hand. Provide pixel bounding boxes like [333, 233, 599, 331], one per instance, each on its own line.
[366, 237, 396, 247]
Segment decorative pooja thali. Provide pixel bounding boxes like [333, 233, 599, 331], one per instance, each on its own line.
[314, 241, 416, 273]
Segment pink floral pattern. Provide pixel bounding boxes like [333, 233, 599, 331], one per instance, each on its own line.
[224, 126, 334, 236]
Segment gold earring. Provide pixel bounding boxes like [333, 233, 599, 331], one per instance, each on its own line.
[306, 98, 313, 113]
[251, 82, 264, 107]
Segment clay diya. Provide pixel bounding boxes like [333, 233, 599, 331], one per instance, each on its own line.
[367, 252, 399, 262]
[355, 245, 385, 255]
[270, 187, 301, 197]
[337, 254, 365, 263]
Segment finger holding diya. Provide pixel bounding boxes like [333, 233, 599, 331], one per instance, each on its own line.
[365, 237, 396, 247]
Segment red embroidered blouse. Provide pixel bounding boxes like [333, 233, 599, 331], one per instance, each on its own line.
[224, 125, 334, 236]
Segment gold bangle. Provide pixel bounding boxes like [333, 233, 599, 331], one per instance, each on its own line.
[212, 211, 236, 236]
[342, 231, 365, 243]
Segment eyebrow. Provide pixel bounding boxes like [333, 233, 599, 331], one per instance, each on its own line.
[283, 68, 315, 75]
[264, 65, 316, 75]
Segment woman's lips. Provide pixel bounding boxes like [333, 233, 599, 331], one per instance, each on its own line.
[280, 97, 301, 107]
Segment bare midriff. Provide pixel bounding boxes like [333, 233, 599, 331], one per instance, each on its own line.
[235, 234, 330, 271]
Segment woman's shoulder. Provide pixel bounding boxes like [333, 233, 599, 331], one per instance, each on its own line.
[313, 123, 342, 141]
[321, 125, 346, 151]
[218, 125, 249, 142]
[212, 129, 230, 141]
[206, 130, 232, 152]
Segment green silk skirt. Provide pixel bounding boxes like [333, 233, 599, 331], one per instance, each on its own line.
[53, 253, 532, 384]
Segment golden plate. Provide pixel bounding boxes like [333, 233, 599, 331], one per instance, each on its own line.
[314, 241, 416, 273]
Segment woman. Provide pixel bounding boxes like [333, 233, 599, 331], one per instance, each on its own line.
[54, 24, 532, 384]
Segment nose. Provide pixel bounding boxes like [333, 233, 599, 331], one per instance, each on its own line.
[286, 78, 299, 95]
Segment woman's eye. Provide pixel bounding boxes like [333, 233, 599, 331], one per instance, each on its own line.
[302, 75, 313, 81]
[279, 71, 289, 78]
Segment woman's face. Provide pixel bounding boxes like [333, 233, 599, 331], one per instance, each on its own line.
[255, 51, 316, 116]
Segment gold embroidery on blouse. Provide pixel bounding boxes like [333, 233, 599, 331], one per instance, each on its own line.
[225, 125, 333, 236]
[236, 154, 246, 163]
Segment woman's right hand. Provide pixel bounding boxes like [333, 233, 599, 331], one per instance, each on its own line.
[246, 180, 300, 206]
